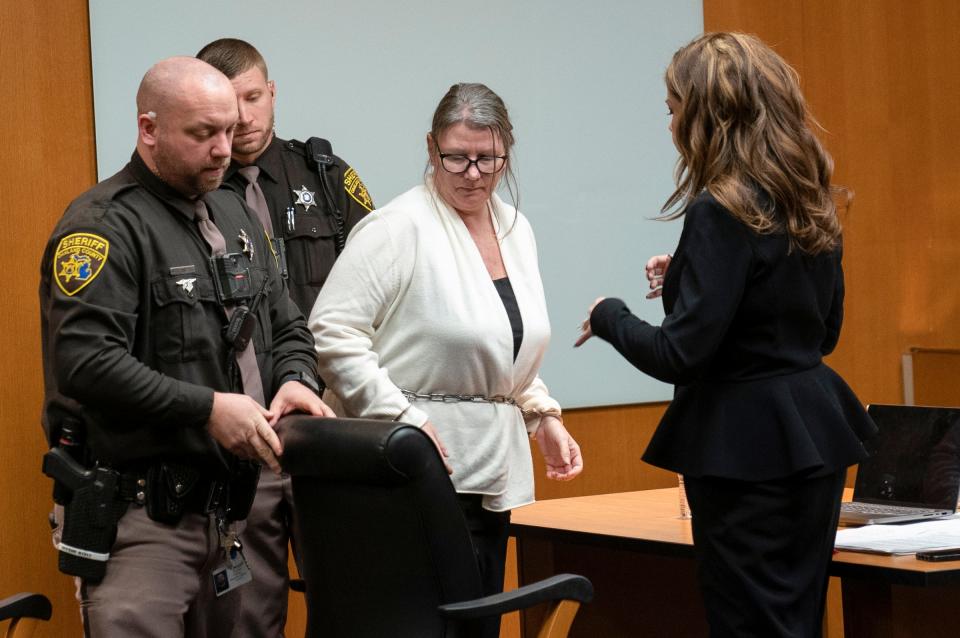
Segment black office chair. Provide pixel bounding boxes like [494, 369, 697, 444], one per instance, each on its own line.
[0, 592, 52, 638]
[277, 415, 592, 638]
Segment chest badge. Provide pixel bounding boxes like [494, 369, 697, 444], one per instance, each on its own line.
[292, 185, 317, 212]
[238, 228, 255, 260]
[176, 278, 197, 296]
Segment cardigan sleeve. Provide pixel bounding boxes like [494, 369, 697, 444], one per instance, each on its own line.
[515, 376, 561, 436]
[590, 198, 753, 385]
[308, 212, 429, 426]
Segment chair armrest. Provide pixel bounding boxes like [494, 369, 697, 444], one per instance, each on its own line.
[437, 574, 592, 619]
[0, 592, 53, 622]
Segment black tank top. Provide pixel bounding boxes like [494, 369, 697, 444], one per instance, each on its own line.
[493, 277, 523, 361]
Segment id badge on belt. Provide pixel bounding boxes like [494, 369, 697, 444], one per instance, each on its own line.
[211, 515, 252, 597]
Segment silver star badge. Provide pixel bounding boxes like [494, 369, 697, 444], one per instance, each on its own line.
[293, 185, 317, 212]
[238, 228, 255, 260]
[176, 278, 197, 296]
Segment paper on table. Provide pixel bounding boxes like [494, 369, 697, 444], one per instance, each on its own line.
[835, 516, 960, 555]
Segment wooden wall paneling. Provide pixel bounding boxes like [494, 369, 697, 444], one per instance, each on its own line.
[285, 553, 307, 638]
[703, 0, 960, 410]
[813, 2, 915, 405]
[702, 0, 807, 72]
[531, 402, 674, 501]
[802, 0, 960, 406]
[906, 348, 960, 408]
[0, 0, 97, 636]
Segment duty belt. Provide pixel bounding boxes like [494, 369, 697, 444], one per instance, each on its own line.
[117, 464, 230, 514]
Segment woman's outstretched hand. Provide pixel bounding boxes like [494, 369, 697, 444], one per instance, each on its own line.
[574, 297, 606, 347]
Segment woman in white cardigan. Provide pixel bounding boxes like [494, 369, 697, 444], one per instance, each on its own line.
[308, 83, 582, 629]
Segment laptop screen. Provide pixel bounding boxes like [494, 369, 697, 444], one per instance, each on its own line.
[855, 404, 960, 510]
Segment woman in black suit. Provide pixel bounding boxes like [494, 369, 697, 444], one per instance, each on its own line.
[576, 32, 876, 637]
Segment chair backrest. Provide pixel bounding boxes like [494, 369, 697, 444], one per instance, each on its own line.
[278, 415, 485, 638]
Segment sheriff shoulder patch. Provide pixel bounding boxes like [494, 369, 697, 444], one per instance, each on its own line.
[54, 232, 109, 296]
[343, 167, 374, 212]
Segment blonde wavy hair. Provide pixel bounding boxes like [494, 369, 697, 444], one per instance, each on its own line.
[662, 32, 842, 254]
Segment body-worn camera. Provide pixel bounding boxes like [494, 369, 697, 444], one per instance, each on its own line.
[224, 306, 256, 352]
[211, 252, 254, 304]
[222, 274, 269, 351]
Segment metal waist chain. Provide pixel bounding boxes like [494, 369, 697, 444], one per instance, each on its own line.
[400, 389, 517, 406]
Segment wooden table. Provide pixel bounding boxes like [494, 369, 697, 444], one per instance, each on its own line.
[511, 489, 960, 637]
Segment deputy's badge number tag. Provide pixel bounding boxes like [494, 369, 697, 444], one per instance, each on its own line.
[53, 233, 109, 296]
[212, 545, 253, 597]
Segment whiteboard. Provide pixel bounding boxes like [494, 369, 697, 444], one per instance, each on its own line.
[88, 0, 703, 408]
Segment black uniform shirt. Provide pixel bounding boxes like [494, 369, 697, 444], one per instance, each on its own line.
[39, 151, 317, 469]
[223, 136, 374, 315]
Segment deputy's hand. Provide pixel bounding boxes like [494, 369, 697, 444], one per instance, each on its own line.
[645, 253, 673, 299]
[267, 380, 336, 426]
[535, 415, 583, 481]
[207, 392, 282, 473]
[422, 421, 453, 475]
[574, 296, 606, 347]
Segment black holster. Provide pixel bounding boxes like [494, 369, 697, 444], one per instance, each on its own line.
[42, 448, 127, 583]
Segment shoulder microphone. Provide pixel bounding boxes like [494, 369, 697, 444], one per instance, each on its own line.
[306, 137, 334, 169]
[304, 137, 346, 254]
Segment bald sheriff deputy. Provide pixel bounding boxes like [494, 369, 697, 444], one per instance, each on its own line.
[39, 56, 333, 638]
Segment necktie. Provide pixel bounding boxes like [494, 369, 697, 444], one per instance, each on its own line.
[238, 166, 274, 237]
[194, 199, 266, 405]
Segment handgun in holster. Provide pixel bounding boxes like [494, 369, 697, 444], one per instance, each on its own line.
[42, 447, 127, 582]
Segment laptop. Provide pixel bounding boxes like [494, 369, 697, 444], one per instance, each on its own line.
[839, 404, 960, 525]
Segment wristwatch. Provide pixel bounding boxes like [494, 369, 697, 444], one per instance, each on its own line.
[280, 371, 321, 396]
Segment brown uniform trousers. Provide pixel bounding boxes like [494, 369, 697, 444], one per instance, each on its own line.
[58, 505, 243, 637]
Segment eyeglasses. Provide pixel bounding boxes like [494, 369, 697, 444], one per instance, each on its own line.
[435, 143, 507, 175]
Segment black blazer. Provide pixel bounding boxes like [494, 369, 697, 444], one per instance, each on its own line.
[591, 192, 876, 480]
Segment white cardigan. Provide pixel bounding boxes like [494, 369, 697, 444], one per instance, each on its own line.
[308, 183, 560, 511]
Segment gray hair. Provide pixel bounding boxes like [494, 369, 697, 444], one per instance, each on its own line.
[428, 83, 520, 232]
[430, 83, 515, 151]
